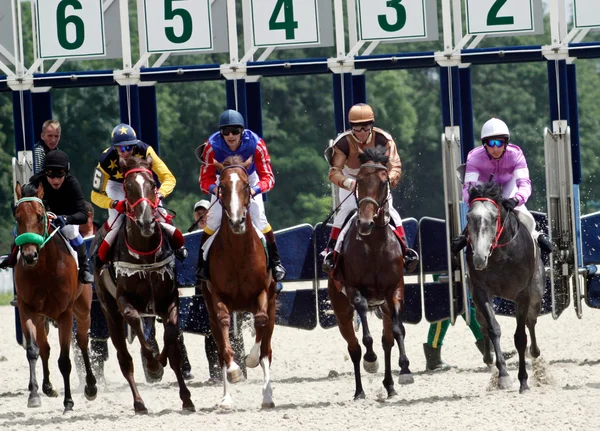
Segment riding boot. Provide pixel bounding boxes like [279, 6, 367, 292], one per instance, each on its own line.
[165, 225, 188, 261]
[195, 231, 213, 283]
[423, 343, 454, 371]
[75, 243, 94, 284]
[321, 231, 340, 272]
[537, 234, 554, 253]
[0, 242, 18, 269]
[264, 231, 286, 281]
[451, 226, 468, 254]
[399, 237, 419, 273]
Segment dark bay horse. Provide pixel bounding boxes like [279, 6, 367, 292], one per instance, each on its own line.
[328, 147, 413, 400]
[94, 156, 194, 413]
[13, 183, 97, 413]
[466, 182, 544, 393]
[201, 155, 276, 409]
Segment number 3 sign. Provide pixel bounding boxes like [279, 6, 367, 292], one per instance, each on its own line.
[36, 0, 106, 59]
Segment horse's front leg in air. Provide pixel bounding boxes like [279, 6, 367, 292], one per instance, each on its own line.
[472, 288, 511, 389]
[351, 290, 378, 373]
[160, 304, 195, 412]
[56, 310, 75, 413]
[117, 296, 163, 381]
[20, 311, 43, 408]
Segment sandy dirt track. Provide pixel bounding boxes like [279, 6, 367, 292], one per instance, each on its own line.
[0, 303, 599, 431]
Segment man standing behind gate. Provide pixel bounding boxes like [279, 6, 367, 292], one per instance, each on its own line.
[33, 120, 62, 173]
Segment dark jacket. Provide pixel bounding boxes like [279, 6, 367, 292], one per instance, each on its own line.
[29, 172, 87, 225]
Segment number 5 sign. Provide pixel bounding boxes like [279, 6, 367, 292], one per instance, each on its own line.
[250, 0, 320, 47]
[36, 0, 105, 59]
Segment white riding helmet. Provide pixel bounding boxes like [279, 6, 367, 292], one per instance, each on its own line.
[481, 118, 510, 140]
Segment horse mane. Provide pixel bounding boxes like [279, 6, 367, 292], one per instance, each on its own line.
[222, 155, 245, 167]
[359, 147, 389, 165]
[468, 181, 503, 205]
[21, 183, 39, 198]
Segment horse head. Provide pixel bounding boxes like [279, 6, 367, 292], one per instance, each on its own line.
[214, 155, 252, 235]
[356, 147, 390, 236]
[14, 182, 47, 266]
[467, 181, 505, 270]
[120, 156, 158, 237]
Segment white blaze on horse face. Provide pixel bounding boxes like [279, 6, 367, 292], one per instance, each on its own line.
[229, 172, 242, 220]
[135, 173, 150, 215]
[471, 202, 496, 259]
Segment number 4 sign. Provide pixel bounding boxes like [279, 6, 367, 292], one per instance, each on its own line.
[250, 0, 320, 47]
[36, 0, 106, 59]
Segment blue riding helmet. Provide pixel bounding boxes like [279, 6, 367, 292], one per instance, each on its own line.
[218, 110, 245, 129]
[111, 123, 138, 146]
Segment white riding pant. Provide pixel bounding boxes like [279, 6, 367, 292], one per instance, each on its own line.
[103, 180, 173, 246]
[514, 205, 539, 240]
[60, 224, 80, 242]
[205, 171, 271, 234]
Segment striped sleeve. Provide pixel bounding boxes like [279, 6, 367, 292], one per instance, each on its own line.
[200, 142, 217, 194]
[253, 139, 275, 194]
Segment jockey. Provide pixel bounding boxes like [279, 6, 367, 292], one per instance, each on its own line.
[0, 150, 94, 284]
[321, 103, 419, 273]
[91, 123, 187, 265]
[196, 109, 286, 282]
[451, 117, 554, 254]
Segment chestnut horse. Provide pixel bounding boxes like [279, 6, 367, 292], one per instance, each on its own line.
[13, 183, 97, 413]
[200, 155, 276, 409]
[93, 156, 194, 414]
[328, 147, 413, 400]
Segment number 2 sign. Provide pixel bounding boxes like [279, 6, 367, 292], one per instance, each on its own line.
[250, 0, 320, 47]
[36, 0, 105, 59]
[465, 0, 536, 35]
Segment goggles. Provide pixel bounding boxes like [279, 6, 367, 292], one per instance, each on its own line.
[221, 126, 242, 136]
[484, 139, 505, 148]
[351, 124, 373, 133]
[45, 170, 67, 179]
[118, 145, 134, 153]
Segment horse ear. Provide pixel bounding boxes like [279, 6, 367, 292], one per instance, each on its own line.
[15, 182, 21, 199]
[213, 160, 224, 172]
[242, 156, 253, 169]
[36, 183, 44, 199]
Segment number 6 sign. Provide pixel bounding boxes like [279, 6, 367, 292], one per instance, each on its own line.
[36, 0, 105, 59]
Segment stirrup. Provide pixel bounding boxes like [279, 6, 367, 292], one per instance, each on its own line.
[175, 247, 188, 261]
[322, 251, 334, 272]
[79, 270, 94, 284]
[272, 264, 286, 282]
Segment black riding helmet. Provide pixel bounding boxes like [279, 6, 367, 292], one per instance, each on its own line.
[43, 149, 70, 172]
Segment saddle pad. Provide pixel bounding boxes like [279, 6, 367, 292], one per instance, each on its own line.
[334, 215, 398, 253]
[202, 227, 266, 260]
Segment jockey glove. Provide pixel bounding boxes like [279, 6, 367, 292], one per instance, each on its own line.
[52, 215, 69, 228]
[502, 198, 519, 212]
[114, 200, 127, 214]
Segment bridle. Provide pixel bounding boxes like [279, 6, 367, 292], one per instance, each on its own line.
[469, 197, 517, 254]
[217, 164, 251, 221]
[355, 163, 390, 223]
[14, 197, 60, 250]
[123, 168, 159, 223]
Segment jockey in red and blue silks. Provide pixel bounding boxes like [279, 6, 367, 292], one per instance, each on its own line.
[195, 109, 286, 282]
[451, 117, 553, 254]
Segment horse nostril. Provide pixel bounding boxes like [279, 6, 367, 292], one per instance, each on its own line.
[240, 216, 245, 225]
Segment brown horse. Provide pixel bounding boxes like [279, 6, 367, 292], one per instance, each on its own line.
[200, 155, 276, 409]
[93, 156, 194, 414]
[328, 147, 413, 400]
[13, 183, 97, 413]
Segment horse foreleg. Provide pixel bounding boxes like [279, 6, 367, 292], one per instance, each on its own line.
[515, 294, 532, 393]
[56, 311, 75, 413]
[472, 288, 510, 389]
[246, 289, 270, 369]
[19, 310, 42, 408]
[117, 296, 163, 381]
[31, 317, 58, 400]
[255, 287, 276, 409]
[73, 283, 97, 401]
[161, 305, 195, 412]
[527, 301, 541, 359]
[476, 307, 494, 366]
[328, 279, 364, 400]
[387, 297, 414, 386]
[351, 290, 377, 373]
[380, 306, 397, 398]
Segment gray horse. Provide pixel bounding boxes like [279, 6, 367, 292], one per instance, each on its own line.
[466, 181, 544, 393]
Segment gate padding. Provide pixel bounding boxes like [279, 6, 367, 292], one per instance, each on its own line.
[582, 212, 600, 309]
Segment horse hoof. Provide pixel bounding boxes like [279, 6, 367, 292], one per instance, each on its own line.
[498, 375, 512, 390]
[244, 353, 260, 369]
[363, 359, 379, 374]
[519, 384, 530, 394]
[43, 385, 58, 398]
[85, 385, 98, 401]
[261, 401, 275, 409]
[353, 391, 366, 401]
[219, 394, 234, 410]
[254, 313, 268, 328]
[134, 401, 148, 415]
[27, 395, 41, 408]
[228, 368, 245, 384]
[398, 373, 414, 385]
[145, 364, 164, 383]
[387, 389, 398, 399]
[182, 403, 196, 413]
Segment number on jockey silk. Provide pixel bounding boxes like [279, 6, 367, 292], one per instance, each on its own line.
[56, 0, 85, 50]
[269, 0, 299, 40]
[92, 168, 103, 191]
[165, 0, 193, 44]
[487, 0, 514, 26]
[378, 0, 407, 32]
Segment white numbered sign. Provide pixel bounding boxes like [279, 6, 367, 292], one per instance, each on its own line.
[357, 0, 428, 41]
[250, 0, 320, 47]
[142, 0, 213, 53]
[36, 0, 105, 59]
[573, 0, 600, 29]
[465, 0, 534, 35]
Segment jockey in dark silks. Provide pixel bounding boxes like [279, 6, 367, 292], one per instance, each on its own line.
[321, 103, 419, 273]
[0, 150, 94, 284]
[451, 117, 553, 254]
[196, 109, 286, 282]
[90, 123, 187, 265]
